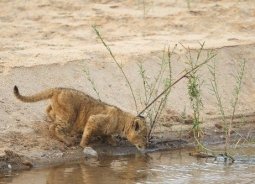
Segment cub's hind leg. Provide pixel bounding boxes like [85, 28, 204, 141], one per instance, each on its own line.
[46, 105, 71, 144]
[46, 104, 56, 121]
[49, 100, 76, 146]
[49, 118, 72, 146]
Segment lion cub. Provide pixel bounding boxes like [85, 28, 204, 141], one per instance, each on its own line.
[13, 86, 148, 151]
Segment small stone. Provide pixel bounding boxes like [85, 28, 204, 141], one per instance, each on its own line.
[7, 164, 12, 169]
[83, 147, 98, 158]
[36, 152, 46, 158]
[54, 153, 64, 157]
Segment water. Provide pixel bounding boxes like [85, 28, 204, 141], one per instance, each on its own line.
[0, 146, 255, 184]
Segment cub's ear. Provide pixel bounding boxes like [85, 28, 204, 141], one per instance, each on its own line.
[133, 120, 140, 131]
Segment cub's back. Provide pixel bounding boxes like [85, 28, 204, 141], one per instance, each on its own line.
[53, 88, 109, 111]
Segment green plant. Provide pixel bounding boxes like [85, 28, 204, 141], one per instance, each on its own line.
[229, 60, 246, 143]
[183, 42, 216, 138]
[187, 62, 204, 138]
[92, 25, 138, 112]
[82, 66, 101, 101]
[208, 59, 246, 152]
[185, 0, 191, 11]
[182, 56, 247, 163]
[135, 0, 154, 15]
[176, 106, 187, 139]
[138, 46, 174, 138]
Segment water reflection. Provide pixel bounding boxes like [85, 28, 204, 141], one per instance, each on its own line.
[45, 154, 151, 184]
[1, 147, 255, 184]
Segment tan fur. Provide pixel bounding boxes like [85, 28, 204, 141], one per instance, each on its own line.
[13, 86, 148, 151]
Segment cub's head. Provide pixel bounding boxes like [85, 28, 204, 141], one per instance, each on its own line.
[125, 115, 148, 152]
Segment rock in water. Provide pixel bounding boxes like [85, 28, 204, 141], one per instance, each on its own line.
[83, 147, 98, 158]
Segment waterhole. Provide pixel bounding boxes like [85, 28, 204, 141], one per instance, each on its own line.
[0, 146, 254, 184]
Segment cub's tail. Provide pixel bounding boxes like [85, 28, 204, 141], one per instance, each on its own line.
[14, 86, 54, 103]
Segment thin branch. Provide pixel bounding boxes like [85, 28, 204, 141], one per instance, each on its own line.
[138, 56, 215, 116]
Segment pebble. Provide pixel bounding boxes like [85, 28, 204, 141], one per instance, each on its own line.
[36, 152, 46, 158]
[83, 147, 98, 158]
[7, 164, 12, 169]
[55, 153, 64, 157]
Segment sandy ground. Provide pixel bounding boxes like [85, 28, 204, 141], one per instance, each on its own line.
[0, 0, 255, 170]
